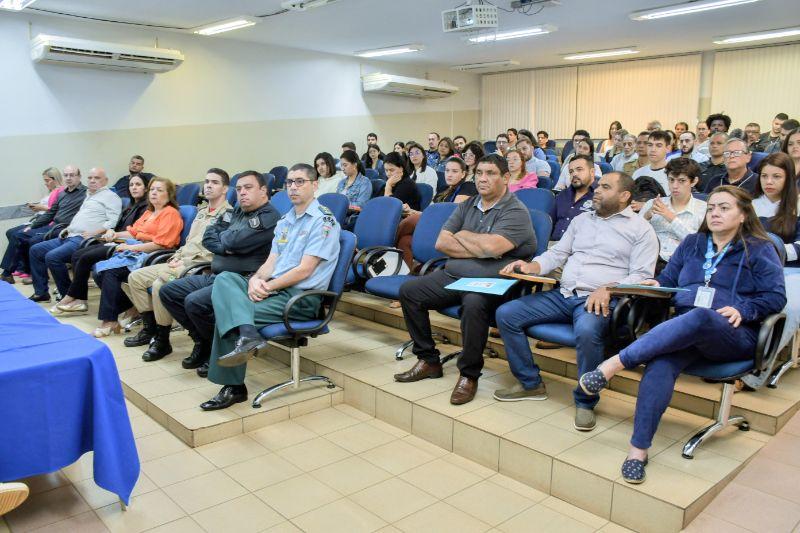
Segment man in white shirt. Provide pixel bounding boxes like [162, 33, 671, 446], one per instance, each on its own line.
[632, 130, 670, 192]
[668, 131, 709, 164]
[640, 158, 706, 270]
[611, 133, 639, 171]
[493, 172, 658, 431]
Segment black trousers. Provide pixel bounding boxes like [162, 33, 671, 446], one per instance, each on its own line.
[159, 274, 216, 343]
[398, 269, 504, 379]
[67, 244, 109, 300]
[97, 266, 133, 321]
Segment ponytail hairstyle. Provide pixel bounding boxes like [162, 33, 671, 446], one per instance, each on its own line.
[339, 149, 365, 176]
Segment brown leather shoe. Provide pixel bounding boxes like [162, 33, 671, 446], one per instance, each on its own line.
[450, 375, 478, 405]
[394, 360, 443, 382]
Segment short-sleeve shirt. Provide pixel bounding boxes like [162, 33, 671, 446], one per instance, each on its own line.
[441, 191, 536, 278]
[271, 200, 341, 290]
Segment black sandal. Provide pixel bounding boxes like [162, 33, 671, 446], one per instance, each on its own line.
[621, 457, 648, 484]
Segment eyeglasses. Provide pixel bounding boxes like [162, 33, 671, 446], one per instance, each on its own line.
[723, 150, 747, 158]
[408, 150, 423, 156]
[285, 178, 315, 187]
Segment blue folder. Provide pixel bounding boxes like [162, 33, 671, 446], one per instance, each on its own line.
[445, 277, 519, 295]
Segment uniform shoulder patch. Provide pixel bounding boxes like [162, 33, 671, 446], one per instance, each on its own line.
[248, 215, 261, 229]
[318, 205, 333, 215]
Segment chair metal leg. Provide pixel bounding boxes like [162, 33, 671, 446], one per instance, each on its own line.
[682, 382, 748, 459]
[123, 317, 142, 333]
[395, 340, 413, 360]
[767, 330, 799, 388]
[252, 346, 336, 408]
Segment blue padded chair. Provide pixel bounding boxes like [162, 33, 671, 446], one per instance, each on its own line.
[120, 197, 131, 210]
[599, 162, 613, 174]
[176, 182, 201, 206]
[545, 149, 557, 158]
[370, 178, 385, 198]
[317, 193, 349, 226]
[269, 166, 288, 190]
[365, 168, 380, 180]
[270, 190, 293, 216]
[263, 173, 276, 195]
[747, 152, 768, 173]
[537, 176, 553, 191]
[483, 141, 497, 154]
[251, 230, 357, 407]
[418, 183, 434, 210]
[227, 173, 242, 206]
[347, 196, 403, 287]
[692, 192, 708, 201]
[528, 209, 552, 258]
[436, 170, 447, 193]
[515, 188, 556, 214]
[548, 160, 561, 178]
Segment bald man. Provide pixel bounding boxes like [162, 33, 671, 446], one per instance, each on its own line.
[29, 167, 122, 303]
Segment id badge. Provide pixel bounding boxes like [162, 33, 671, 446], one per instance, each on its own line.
[694, 286, 715, 308]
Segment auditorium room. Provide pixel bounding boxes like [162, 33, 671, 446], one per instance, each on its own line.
[2, 0, 800, 531]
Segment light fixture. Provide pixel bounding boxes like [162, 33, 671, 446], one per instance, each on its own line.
[564, 48, 639, 61]
[468, 25, 556, 43]
[0, 0, 37, 10]
[193, 17, 257, 36]
[355, 44, 424, 58]
[713, 26, 800, 44]
[630, 0, 760, 21]
[451, 60, 520, 71]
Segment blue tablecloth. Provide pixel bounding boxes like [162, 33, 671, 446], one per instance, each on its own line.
[0, 283, 139, 504]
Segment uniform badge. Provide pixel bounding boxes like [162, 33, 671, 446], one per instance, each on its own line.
[222, 211, 233, 223]
[277, 229, 289, 244]
[248, 216, 261, 229]
[322, 215, 336, 227]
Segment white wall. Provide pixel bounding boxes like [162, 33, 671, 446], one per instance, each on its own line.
[0, 11, 480, 203]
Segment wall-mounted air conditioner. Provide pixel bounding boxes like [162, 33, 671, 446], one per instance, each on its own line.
[361, 73, 459, 98]
[31, 34, 184, 73]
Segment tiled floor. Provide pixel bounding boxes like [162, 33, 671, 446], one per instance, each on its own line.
[1, 404, 631, 533]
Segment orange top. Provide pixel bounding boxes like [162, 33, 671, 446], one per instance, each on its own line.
[127, 206, 183, 248]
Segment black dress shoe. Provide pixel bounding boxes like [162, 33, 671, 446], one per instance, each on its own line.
[200, 385, 248, 411]
[216, 336, 264, 368]
[0, 274, 15, 284]
[182, 341, 210, 369]
[196, 362, 209, 378]
[29, 293, 51, 303]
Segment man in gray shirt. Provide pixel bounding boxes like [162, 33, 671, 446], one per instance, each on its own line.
[394, 154, 536, 405]
[493, 172, 658, 431]
[29, 168, 121, 303]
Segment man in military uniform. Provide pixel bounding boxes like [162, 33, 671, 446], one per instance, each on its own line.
[159, 171, 280, 376]
[200, 163, 341, 411]
[123, 168, 232, 362]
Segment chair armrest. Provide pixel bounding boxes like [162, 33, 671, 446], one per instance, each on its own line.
[351, 245, 396, 280]
[79, 237, 103, 250]
[143, 249, 176, 267]
[180, 262, 212, 278]
[754, 313, 786, 373]
[43, 223, 68, 240]
[104, 243, 120, 259]
[608, 287, 673, 299]
[361, 247, 404, 280]
[283, 290, 339, 336]
[501, 272, 558, 285]
[418, 256, 448, 276]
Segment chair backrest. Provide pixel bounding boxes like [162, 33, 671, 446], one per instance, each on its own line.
[548, 160, 560, 178]
[270, 190, 293, 215]
[747, 152, 768, 173]
[411, 202, 458, 263]
[365, 168, 380, 180]
[120, 197, 131, 210]
[435, 170, 447, 192]
[537, 176, 553, 190]
[263, 173, 276, 194]
[528, 209, 553, 258]
[317, 193, 349, 226]
[227, 173, 241, 206]
[370, 178, 385, 198]
[599, 162, 613, 174]
[176, 182, 201, 206]
[483, 141, 497, 154]
[353, 196, 403, 249]
[417, 183, 434, 210]
[767, 232, 787, 265]
[514, 188, 555, 214]
[327, 230, 358, 298]
[692, 192, 708, 201]
[545, 148, 557, 158]
[269, 166, 288, 189]
[178, 205, 198, 246]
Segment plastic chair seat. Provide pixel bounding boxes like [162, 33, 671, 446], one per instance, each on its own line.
[364, 275, 407, 300]
[683, 358, 754, 380]
[439, 305, 461, 319]
[525, 323, 576, 347]
[258, 322, 329, 340]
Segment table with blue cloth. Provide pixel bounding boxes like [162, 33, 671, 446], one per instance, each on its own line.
[0, 283, 139, 505]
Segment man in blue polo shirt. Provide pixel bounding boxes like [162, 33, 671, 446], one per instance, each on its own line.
[703, 137, 757, 195]
[551, 155, 596, 240]
[199, 163, 341, 411]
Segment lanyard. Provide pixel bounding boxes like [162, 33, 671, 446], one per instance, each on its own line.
[703, 234, 731, 286]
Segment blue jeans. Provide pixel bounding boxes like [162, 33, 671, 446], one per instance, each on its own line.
[619, 307, 756, 449]
[1, 225, 50, 275]
[29, 236, 82, 296]
[496, 290, 613, 409]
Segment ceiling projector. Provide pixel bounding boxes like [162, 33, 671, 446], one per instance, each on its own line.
[441, 3, 499, 33]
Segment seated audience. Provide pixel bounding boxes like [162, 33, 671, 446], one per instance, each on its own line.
[632, 130, 671, 192]
[561, 129, 591, 163]
[779, 120, 800, 155]
[394, 154, 535, 405]
[28, 167, 64, 213]
[598, 121, 622, 155]
[396, 157, 476, 268]
[707, 113, 732, 134]
[555, 139, 601, 190]
[123, 170, 231, 363]
[753, 153, 799, 266]
[537, 130, 556, 150]
[200, 164, 341, 410]
[435, 137, 456, 172]
[698, 132, 728, 190]
[647, 120, 662, 132]
[359, 132, 378, 161]
[407, 142, 438, 189]
[111, 155, 154, 198]
[757, 113, 787, 153]
[1, 166, 86, 284]
[28, 168, 122, 304]
[341, 141, 357, 153]
[54, 175, 150, 314]
[674, 122, 689, 135]
[623, 132, 650, 176]
[640, 158, 706, 270]
[383, 152, 421, 210]
[517, 136, 550, 178]
[363, 144, 385, 175]
[462, 141, 485, 181]
[506, 148, 538, 192]
[696, 120, 710, 148]
[507, 128, 519, 146]
[159, 171, 280, 377]
[664, 130, 680, 159]
[670, 131, 709, 164]
[453, 135, 467, 155]
[782, 126, 800, 183]
[745, 122, 761, 151]
[336, 150, 371, 229]
[393, 141, 406, 155]
[493, 172, 658, 432]
[88, 177, 183, 337]
[495, 133, 510, 157]
[611, 133, 638, 172]
[603, 128, 628, 164]
[518, 129, 546, 160]
[551, 155, 596, 240]
[426, 132, 441, 169]
[313, 152, 343, 197]
[577, 186, 786, 483]
[703, 137, 756, 194]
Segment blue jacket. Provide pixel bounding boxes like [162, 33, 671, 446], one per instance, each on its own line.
[657, 233, 786, 325]
[760, 216, 800, 268]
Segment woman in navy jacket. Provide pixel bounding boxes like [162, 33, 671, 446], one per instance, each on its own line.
[577, 185, 787, 484]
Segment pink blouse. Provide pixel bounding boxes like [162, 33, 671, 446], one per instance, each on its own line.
[47, 186, 64, 208]
[508, 172, 539, 192]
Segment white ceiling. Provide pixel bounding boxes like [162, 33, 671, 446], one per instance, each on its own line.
[27, 0, 800, 71]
